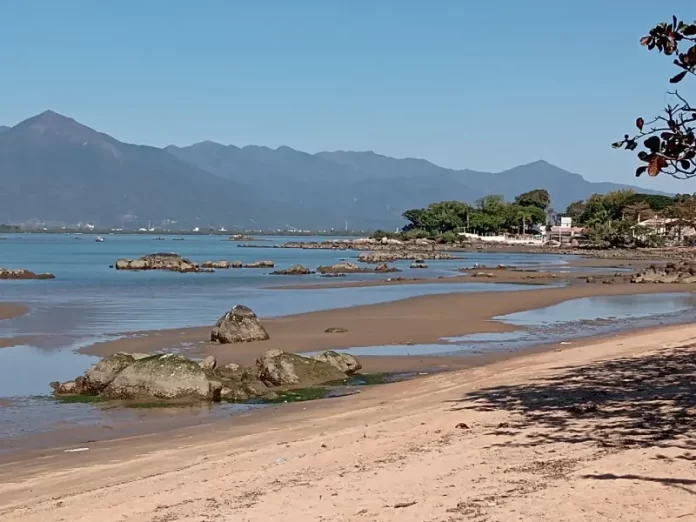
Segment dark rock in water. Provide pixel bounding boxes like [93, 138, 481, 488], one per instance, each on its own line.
[201, 260, 231, 269]
[313, 351, 362, 375]
[101, 354, 222, 401]
[320, 273, 346, 278]
[471, 271, 494, 278]
[325, 327, 348, 334]
[244, 260, 275, 268]
[256, 349, 347, 387]
[211, 305, 270, 344]
[374, 263, 400, 273]
[631, 262, 696, 284]
[115, 253, 198, 272]
[271, 264, 314, 275]
[231, 260, 243, 268]
[198, 267, 215, 273]
[409, 262, 428, 269]
[50, 380, 80, 395]
[0, 268, 55, 280]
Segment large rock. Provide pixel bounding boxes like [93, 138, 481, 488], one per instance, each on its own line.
[313, 351, 362, 375]
[101, 354, 222, 401]
[83, 353, 136, 394]
[271, 264, 314, 275]
[0, 268, 55, 280]
[198, 356, 217, 372]
[114, 253, 198, 272]
[374, 263, 400, 273]
[211, 305, 270, 344]
[631, 262, 696, 284]
[256, 349, 347, 387]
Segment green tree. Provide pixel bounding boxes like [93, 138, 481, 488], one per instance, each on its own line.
[514, 189, 551, 210]
[564, 200, 586, 224]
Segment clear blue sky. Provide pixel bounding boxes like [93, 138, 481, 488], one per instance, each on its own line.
[1, 1, 695, 192]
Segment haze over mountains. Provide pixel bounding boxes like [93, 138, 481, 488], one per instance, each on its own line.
[0, 111, 664, 230]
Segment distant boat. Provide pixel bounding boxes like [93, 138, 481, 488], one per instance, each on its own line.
[95, 236, 105, 242]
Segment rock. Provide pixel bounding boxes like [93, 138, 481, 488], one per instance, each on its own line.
[221, 387, 249, 402]
[244, 380, 269, 397]
[211, 305, 270, 344]
[586, 276, 596, 283]
[244, 260, 275, 268]
[256, 349, 347, 387]
[129, 353, 152, 360]
[325, 327, 348, 333]
[271, 264, 314, 275]
[198, 356, 217, 372]
[410, 262, 428, 269]
[320, 273, 346, 278]
[314, 351, 362, 375]
[261, 391, 280, 401]
[222, 362, 242, 372]
[630, 261, 696, 284]
[201, 260, 231, 269]
[471, 272, 495, 278]
[374, 263, 400, 273]
[102, 354, 222, 401]
[0, 268, 55, 280]
[317, 262, 371, 274]
[114, 253, 199, 272]
[50, 380, 79, 395]
[231, 260, 243, 268]
[83, 353, 136, 394]
[198, 267, 215, 273]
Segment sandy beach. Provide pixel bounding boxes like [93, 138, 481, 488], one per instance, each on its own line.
[1, 322, 694, 521]
[0, 303, 27, 321]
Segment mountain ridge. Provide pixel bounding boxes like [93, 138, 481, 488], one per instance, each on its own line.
[0, 111, 668, 229]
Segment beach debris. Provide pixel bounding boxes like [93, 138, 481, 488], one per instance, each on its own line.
[256, 349, 347, 387]
[211, 305, 270, 344]
[270, 264, 314, 275]
[64, 448, 90, 453]
[201, 260, 231, 269]
[0, 268, 55, 280]
[455, 422, 471, 430]
[324, 327, 348, 333]
[314, 351, 362, 375]
[393, 501, 418, 509]
[199, 356, 217, 372]
[244, 260, 275, 268]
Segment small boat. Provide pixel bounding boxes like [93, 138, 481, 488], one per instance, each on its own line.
[95, 236, 105, 243]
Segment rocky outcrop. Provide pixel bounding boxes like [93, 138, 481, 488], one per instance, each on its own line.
[317, 261, 371, 274]
[358, 251, 456, 263]
[631, 262, 696, 284]
[201, 260, 231, 269]
[211, 305, 270, 344]
[82, 353, 137, 394]
[244, 260, 275, 268]
[231, 260, 243, 268]
[198, 356, 217, 372]
[271, 264, 314, 275]
[101, 354, 222, 401]
[0, 268, 55, 280]
[374, 263, 400, 273]
[313, 351, 362, 375]
[115, 253, 198, 272]
[256, 349, 347, 387]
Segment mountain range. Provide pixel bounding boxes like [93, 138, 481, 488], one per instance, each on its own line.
[0, 110, 665, 230]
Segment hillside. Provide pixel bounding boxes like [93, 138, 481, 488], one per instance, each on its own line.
[0, 111, 667, 229]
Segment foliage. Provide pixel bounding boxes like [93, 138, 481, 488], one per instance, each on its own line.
[613, 16, 696, 179]
[564, 200, 586, 222]
[625, 193, 675, 212]
[514, 189, 551, 210]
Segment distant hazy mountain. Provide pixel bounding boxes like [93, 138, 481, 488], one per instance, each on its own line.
[0, 110, 666, 229]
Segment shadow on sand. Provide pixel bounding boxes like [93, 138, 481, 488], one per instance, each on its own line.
[447, 343, 696, 491]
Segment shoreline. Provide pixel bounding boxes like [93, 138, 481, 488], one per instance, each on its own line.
[2, 322, 695, 520]
[80, 282, 696, 369]
[0, 303, 28, 321]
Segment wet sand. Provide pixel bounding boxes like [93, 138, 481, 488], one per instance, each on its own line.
[0, 303, 27, 321]
[2, 323, 695, 521]
[82, 282, 696, 370]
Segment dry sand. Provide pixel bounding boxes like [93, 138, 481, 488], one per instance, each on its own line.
[1, 323, 695, 521]
[0, 303, 27, 321]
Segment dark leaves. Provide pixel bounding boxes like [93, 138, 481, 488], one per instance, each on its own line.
[683, 24, 696, 36]
[670, 70, 688, 83]
[680, 159, 692, 170]
[644, 136, 661, 152]
[636, 117, 645, 130]
[636, 166, 648, 177]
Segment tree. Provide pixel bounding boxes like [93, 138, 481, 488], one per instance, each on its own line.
[514, 189, 551, 210]
[623, 201, 652, 223]
[613, 16, 696, 179]
[564, 200, 586, 223]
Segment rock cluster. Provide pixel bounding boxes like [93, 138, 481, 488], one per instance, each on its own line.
[51, 349, 362, 404]
[244, 260, 275, 268]
[115, 253, 199, 272]
[0, 268, 55, 280]
[358, 251, 456, 262]
[317, 261, 372, 274]
[211, 305, 270, 344]
[630, 262, 696, 284]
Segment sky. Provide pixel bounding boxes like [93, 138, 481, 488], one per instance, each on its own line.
[1, 0, 695, 193]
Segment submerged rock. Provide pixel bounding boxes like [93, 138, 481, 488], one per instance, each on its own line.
[211, 305, 270, 344]
[374, 263, 400, 273]
[231, 260, 243, 268]
[313, 351, 362, 375]
[317, 262, 371, 274]
[271, 264, 314, 275]
[256, 349, 347, 387]
[0, 268, 55, 280]
[101, 354, 222, 401]
[201, 260, 231, 269]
